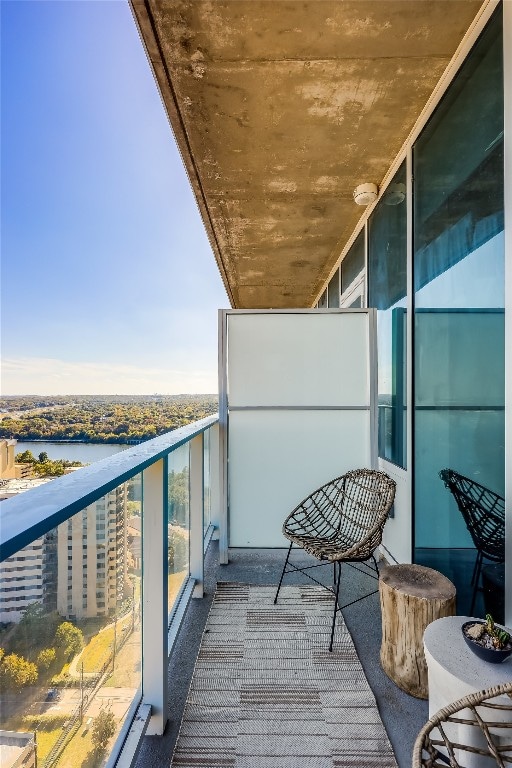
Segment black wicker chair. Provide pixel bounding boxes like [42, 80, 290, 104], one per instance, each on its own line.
[274, 468, 396, 651]
[439, 469, 505, 615]
[412, 682, 512, 767]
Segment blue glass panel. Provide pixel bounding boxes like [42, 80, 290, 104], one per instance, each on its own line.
[368, 162, 407, 468]
[413, 10, 504, 619]
[342, 229, 365, 294]
[168, 444, 190, 614]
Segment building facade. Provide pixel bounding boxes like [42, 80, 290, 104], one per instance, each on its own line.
[57, 485, 127, 620]
[1, 478, 127, 623]
[314, 7, 506, 619]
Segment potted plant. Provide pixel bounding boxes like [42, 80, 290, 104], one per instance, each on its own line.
[462, 614, 512, 664]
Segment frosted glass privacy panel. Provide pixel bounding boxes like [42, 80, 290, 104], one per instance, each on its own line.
[227, 312, 370, 407]
[228, 410, 371, 548]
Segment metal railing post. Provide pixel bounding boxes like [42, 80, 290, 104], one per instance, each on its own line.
[142, 458, 168, 735]
[218, 309, 229, 564]
[189, 433, 204, 597]
[209, 423, 220, 540]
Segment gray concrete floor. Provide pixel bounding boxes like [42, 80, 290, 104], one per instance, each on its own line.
[135, 542, 428, 768]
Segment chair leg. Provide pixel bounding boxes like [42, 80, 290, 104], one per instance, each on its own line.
[470, 552, 483, 617]
[470, 550, 482, 587]
[329, 561, 342, 653]
[274, 542, 293, 605]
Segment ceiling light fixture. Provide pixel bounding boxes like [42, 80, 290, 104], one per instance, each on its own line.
[353, 183, 378, 206]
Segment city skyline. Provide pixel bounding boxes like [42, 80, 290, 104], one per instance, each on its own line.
[1, 0, 228, 395]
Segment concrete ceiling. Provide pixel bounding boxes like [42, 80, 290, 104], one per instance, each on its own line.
[131, 0, 484, 308]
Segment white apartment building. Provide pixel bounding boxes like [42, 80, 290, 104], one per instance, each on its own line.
[1, 478, 127, 623]
[0, 478, 52, 624]
[57, 485, 128, 620]
[0, 536, 45, 624]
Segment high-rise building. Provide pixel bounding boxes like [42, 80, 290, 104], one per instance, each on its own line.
[1, 477, 127, 623]
[0, 477, 53, 624]
[57, 485, 127, 620]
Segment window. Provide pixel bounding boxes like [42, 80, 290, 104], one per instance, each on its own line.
[341, 229, 365, 297]
[327, 269, 340, 308]
[368, 161, 407, 468]
[413, 10, 504, 617]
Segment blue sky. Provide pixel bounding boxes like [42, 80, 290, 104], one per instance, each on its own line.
[1, 0, 228, 395]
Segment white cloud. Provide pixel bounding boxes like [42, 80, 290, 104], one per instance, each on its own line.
[0, 357, 217, 395]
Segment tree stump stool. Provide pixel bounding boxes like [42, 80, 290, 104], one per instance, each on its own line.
[379, 563, 456, 699]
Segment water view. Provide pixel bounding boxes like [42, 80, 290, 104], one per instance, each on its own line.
[14, 441, 128, 465]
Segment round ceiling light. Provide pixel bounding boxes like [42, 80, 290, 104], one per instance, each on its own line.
[353, 183, 378, 206]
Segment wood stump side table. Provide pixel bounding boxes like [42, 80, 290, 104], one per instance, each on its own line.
[379, 564, 456, 699]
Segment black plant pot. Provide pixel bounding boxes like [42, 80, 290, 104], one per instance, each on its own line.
[462, 621, 512, 664]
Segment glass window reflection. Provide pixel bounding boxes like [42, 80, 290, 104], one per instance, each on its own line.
[368, 162, 407, 468]
[413, 10, 504, 618]
[168, 444, 190, 614]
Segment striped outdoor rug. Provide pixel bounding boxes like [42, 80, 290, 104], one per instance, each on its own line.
[171, 583, 397, 768]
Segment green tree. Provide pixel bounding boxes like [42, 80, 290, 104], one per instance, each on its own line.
[15, 450, 35, 463]
[17, 603, 60, 654]
[37, 647, 56, 671]
[38, 451, 49, 463]
[55, 622, 83, 659]
[168, 468, 189, 525]
[0, 651, 38, 690]
[126, 501, 141, 516]
[91, 709, 116, 751]
[32, 459, 65, 477]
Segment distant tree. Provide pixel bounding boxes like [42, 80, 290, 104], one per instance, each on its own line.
[0, 651, 38, 690]
[168, 468, 189, 525]
[20, 601, 46, 626]
[126, 501, 141, 516]
[37, 647, 56, 671]
[32, 460, 65, 478]
[15, 450, 35, 463]
[91, 709, 116, 751]
[17, 602, 47, 654]
[168, 526, 188, 572]
[55, 622, 83, 659]
[38, 451, 49, 463]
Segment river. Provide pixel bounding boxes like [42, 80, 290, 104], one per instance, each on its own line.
[14, 440, 128, 465]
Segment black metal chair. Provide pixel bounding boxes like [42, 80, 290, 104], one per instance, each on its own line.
[274, 468, 396, 651]
[412, 682, 512, 767]
[439, 469, 505, 615]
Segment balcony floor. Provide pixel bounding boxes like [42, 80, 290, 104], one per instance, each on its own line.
[135, 542, 428, 768]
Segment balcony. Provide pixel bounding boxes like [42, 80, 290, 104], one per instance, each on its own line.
[0, 396, 431, 768]
[2, 2, 511, 765]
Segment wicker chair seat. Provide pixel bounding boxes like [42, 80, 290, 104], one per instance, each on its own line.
[283, 529, 364, 562]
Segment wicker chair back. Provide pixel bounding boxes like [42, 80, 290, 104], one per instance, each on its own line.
[412, 682, 512, 767]
[439, 469, 505, 563]
[283, 468, 396, 563]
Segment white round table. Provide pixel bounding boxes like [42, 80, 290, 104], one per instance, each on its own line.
[424, 616, 512, 767]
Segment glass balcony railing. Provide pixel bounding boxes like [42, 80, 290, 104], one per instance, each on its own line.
[168, 443, 190, 615]
[0, 414, 219, 768]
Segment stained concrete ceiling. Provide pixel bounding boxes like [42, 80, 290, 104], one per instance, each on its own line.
[131, 0, 484, 308]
